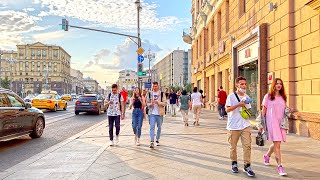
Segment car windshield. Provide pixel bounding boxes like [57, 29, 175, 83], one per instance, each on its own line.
[36, 94, 52, 99]
[25, 95, 34, 98]
[78, 96, 96, 101]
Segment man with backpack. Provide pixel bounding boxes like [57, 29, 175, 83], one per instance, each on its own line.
[105, 84, 125, 146]
[146, 82, 167, 148]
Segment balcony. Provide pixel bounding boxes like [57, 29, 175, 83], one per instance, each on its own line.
[182, 28, 192, 44]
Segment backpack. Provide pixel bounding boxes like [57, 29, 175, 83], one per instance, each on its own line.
[107, 93, 122, 110]
[146, 91, 164, 115]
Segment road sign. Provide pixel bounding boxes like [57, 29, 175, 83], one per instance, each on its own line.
[138, 55, 144, 63]
[138, 71, 146, 76]
[144, 82, 151, 89]
[136, 47, 144, 55]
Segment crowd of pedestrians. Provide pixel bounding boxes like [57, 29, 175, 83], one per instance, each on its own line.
[105, 76, 292, 177]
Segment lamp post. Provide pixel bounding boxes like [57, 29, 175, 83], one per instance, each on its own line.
[144, 48, 155, 83]
[135, 0, 142, 89]
[5, 51, 17, 91]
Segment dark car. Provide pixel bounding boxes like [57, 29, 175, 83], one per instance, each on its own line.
[75, 94, 107, 115]
[0, 88, 45, 141]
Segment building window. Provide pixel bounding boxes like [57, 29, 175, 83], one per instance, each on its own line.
[37, 67, 40, 72]
[31, 61, 34, 66]
[49, 62, 52, 66]
[20, 72, 22, 76]
[37, 49, 41, 56]
[54, 62, 57, 66]
[226, 0, 229, 33]
[31, 49, 35, 56]
[239, 0, 246, 17]
[25, 62, 29, 67]
[211, 20, 214, 47]
[43, 50, 47, 56]
[217, 11, 221, 40]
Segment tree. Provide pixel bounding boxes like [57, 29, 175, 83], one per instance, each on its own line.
[0, 76, 10, 89]
[184, 83, 192, 93]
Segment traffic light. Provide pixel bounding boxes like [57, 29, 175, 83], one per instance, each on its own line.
[137, 62, 143, 72]
[62, 19, 69, 31]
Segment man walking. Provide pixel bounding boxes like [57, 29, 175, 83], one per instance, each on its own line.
[217, 86, 227, 120]
[169, 89, 178, 116]
[146, 82, 167, 148]
[106, 84, 125, 146]
[225, 76, 255, 177]
[120, 87, 128, 109]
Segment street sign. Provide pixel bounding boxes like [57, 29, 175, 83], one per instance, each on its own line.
[144, 82, 151, 89]
[138, 55, 144, 62]
[136, 47, 145, 55]
[138, 71, 146, 76]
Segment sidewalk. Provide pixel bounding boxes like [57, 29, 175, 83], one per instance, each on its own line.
[1, 109, 320, 179]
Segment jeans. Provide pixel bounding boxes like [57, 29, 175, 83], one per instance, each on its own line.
[169, 104, 176, 115]
[218, 104, 226, 117]
[132, 108, 144, 138]
[108, 115, 120, 141]
[149, 114, 163, 142]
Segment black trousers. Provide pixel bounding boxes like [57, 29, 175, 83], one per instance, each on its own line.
[108, 115, 120, 140]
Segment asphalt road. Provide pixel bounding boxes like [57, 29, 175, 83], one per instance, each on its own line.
[0, 100, 108, 171]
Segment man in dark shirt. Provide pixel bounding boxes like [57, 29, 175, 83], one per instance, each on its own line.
[169, 89, 178, 116]
[217, 86, 227, 120]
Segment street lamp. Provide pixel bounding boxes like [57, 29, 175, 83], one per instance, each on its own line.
[5, 50, 17, 91]
[144, 48, 155, 83]
[135, 0, 142, 89]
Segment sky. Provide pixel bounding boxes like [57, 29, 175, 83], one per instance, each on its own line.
[0, 0, 191, 87]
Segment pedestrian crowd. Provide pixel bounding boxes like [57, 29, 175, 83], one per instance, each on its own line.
[104, 76, 292, 177]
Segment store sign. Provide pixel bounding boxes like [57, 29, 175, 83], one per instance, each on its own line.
[268, 72, 275, 84]
[238, 41, 259, 66]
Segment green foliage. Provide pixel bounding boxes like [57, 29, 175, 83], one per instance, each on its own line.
[0, 76, 10, 89]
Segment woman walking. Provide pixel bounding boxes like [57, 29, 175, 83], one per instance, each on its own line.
[190, 87, 203, 126]
[179, 90, 191, 126]
[130, 87, 145, 146]
[259, 78, 292, 176]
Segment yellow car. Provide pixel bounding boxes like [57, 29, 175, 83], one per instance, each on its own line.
[62, 94, 72, 101]
[32, 91, 67, 112]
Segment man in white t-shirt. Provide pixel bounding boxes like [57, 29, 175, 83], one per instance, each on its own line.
[190, 87, 203, 126]
[225, 76, 255, 177]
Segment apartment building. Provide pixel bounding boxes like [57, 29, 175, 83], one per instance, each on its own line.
[118, 69, 138, 91]
[0, 42, 72, 95]
[70, 68, 84, 94]
[183, 0, 320, 140]
[152, 50, 191, 88]
[83, 77, 99, 93]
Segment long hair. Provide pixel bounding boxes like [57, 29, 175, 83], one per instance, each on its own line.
[134, 87, 142, 98]
[268, 78, 287, 102]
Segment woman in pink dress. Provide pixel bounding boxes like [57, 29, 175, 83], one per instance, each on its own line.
[259, 78, 291, 176]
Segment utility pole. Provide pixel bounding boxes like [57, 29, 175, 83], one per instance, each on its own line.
[145, 49, 155, 83]
[0, 49, 3, 88]
[135, 0, 143, 89]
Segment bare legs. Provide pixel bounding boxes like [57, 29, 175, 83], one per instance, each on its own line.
[267, 142, 282, 165]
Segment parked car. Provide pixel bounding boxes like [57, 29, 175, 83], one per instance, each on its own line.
[0, 88, 45, 141]
[32, 90, 67, 112]
[75, 94, 106, 115]
[24, 94, 35, 102]
[61, 94, 72, 101]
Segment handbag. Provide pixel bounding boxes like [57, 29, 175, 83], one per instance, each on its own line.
[234, 92, 252, 119]
[280, 113, 289, 130]
[256, 132, 265, 146]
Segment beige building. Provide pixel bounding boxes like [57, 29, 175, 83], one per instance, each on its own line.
[83, 77, 99, 93]
[70, 68, 84, 94]
[152, 50, 191, 88]
[118, 69, 138, 90]
[0, 42, 72, 95]
[184, 0, 320, 140]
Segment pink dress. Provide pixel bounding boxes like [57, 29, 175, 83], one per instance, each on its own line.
[262, 94, 287, 142]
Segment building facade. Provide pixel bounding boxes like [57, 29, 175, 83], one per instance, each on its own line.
[117, 69, 138, 90]
[83, 77, 99, 93]
[70, 68, 84, 94]
[152, 49, 191, 88]
[184, 0, 320, 140]
[0, 42, 72, 95]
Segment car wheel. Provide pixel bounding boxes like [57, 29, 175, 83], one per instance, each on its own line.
[63, 103, 67, 110]
[52, 105, 57, 112]
[75, 111, 79, 115]
[30, 117, 45, 138]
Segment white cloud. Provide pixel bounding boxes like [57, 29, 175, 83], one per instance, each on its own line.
[0, 10, 44, 49]
[36, 0, 182, 31]
[22, 7, 36, 12]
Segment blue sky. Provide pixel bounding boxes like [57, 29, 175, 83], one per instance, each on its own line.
[0, 0, 191, 86]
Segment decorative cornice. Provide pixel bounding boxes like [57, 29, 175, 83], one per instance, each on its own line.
[306, 0, 320, 12]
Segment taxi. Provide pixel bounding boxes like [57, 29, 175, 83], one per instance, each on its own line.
[62, 94, 72, 101]
[32, 90, 67, 112]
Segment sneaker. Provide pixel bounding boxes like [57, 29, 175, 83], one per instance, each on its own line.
[186, 123, 189, 126]
[193, 121, 196, 125]
[243, 165, 255, 177]
[196, 122, 200, 126]
[115, 135, 119, 145]
[218, 116, 224, 120]
[136, 138, 140, 146]
[277, 165, 287, 176]
[150, 142, 154, 148]
[156, 140, 160, 146]
[109, 140, 114, 146]
[263, 154, 270, 165]
[231, 162, 238, 173]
